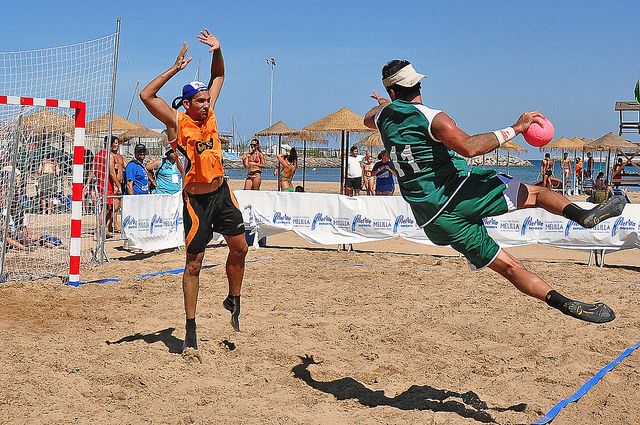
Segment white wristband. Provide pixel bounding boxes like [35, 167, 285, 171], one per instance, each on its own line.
[493, 127, 516, 146]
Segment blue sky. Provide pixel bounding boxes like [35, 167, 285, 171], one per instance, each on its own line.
[2, 1, 639, 157]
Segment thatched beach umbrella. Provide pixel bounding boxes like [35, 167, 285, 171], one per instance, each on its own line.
[354, 131, 385, 150]
[585, 132, 639, 183]
[540, 136, 585, 152]
[499, 140, 527, 173]
[302, 107, 373, 194]
[86, 113, 149, 134]
[585, 132, 637, 151]
[255, 120, 298, 190]
[22, 109, 74, 134]
[284, 129, 328, 189]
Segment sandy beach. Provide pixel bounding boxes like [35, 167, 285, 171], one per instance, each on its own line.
[0, 179, 638, 424]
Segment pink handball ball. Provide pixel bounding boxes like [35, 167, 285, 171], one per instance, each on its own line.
[523, 117, 554, 147]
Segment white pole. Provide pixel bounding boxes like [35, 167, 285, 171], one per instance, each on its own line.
[266, 58, 276, 152]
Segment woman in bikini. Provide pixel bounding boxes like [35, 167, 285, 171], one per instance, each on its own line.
[242, 138, 267, 190]
[276, 147, 298, 192]
[361, 149, 375, 195]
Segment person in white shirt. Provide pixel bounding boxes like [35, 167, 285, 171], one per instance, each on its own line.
[345, 145, 364, 196]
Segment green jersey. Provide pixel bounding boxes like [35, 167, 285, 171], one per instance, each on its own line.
[375, 99, 470, 226]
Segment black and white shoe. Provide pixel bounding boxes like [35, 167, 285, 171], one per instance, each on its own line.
[581, 195, 626, 228]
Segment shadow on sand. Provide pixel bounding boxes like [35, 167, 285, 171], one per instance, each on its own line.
[106, 327, 183, 354]
[292, 355, 526, 423]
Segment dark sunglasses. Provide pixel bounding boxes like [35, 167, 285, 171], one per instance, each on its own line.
[250, 143, 257, 147]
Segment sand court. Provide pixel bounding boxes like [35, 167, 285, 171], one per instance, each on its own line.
[1, 219, 638, 424]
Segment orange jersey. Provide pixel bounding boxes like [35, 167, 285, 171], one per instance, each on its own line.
[172, 109, 224, 185]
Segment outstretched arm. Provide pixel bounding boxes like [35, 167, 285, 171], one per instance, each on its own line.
[140, 43, 192, 136]
[364, 91, 390, 129]
[197, 29, 224, 108]
[432, 111, 544, 158]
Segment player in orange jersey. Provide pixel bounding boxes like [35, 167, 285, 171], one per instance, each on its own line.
[140, 29, 247, 356]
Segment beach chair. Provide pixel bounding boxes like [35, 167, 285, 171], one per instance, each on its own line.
[582, 178, 594, 195]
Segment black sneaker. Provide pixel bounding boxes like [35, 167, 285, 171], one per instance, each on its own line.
[223, 295, 241, 332]
[581, 195, 626, 228]
[563, 301, 616, 324]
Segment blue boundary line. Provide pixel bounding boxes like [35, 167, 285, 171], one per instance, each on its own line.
[137, 264, 218, 278]
[67, 257, 267, 286]
[69, 278, 121, 287]
[534, 341, 640, 424]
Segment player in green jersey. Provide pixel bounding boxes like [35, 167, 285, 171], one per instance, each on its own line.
[364, 59, 626, 324]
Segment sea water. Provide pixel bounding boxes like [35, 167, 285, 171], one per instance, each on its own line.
[225, 160, 636, 191]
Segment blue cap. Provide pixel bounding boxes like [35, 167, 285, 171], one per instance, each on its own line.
[181, 81, 208, 100]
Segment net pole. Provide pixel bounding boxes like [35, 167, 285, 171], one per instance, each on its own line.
[97, 18, 121, 264]
[0, 110, 23, 278]
[68, 101, 86, 284]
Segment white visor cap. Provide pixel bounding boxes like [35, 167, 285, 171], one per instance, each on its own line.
[382, 64, 426, 88]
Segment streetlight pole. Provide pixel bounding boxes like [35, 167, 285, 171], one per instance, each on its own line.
[266, 57, 276, 152]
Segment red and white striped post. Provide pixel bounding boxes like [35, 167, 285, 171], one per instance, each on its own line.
[0, 96, 85, 284]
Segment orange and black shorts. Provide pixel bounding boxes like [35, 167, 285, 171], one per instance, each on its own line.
[183, 180, 245, 254]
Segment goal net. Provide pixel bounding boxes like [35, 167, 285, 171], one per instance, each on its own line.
[0, 32, 118, 282]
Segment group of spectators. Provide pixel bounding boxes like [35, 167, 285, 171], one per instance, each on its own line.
[241, 139, 396, 196]
[84, 136, 182, 237]
[0, 151, 63, 252]
[540, 150, 632, 202]
[241, 138, 303, 192]
[345, 145, 397, 196]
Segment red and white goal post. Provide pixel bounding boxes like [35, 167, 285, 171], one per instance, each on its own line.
[0, 95, 86, 284]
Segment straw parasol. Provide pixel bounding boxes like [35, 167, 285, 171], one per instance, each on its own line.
[501, 140, 527, 153]
[585, 132, 639, 183]
[354, 131, 384, 149]
[540, 136, 585, 152]
[283, 130, 328, 189]
[498, 140, 527, 172]
[255, 120, 298, 190]
[22, 109, 74, 134]
[585, 132, 638, 151]
[302, 107, 373, 194]
[86, 113, 150, 134]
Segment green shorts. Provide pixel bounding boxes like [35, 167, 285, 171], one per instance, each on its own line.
[418, 169, 521, 269]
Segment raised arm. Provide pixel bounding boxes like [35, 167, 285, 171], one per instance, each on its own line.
[146, 159, 161, 173]
[364, 91, 390, 129]
[197, 29, 224, 108]
[276, 154, 289, 168]
[431, 111, 543, 158]
[140, 43, 192, 137]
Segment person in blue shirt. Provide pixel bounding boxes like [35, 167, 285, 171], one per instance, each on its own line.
[146, 148, 182, 194]
[125, 144, 149, 195]
[371, 150, 397, 195]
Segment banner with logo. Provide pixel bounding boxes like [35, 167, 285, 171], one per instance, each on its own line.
[236, 191, 426, 245]
[235, 192, 640, 252]
[122, 192, 185, 252]
[120, 191, 640, 254]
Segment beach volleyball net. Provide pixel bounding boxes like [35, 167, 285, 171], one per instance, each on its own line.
[0, 30, 118, 282]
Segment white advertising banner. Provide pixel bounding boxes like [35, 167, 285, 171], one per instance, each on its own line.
[120, 191, 640, 255]
[121, 192, 184, 252]
[234, 191, 640, 252]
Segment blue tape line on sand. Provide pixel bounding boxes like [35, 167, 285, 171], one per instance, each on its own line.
[137, 264, 218, 279]
[534, 341, 640, 424]
[69, 278, 122, 287]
